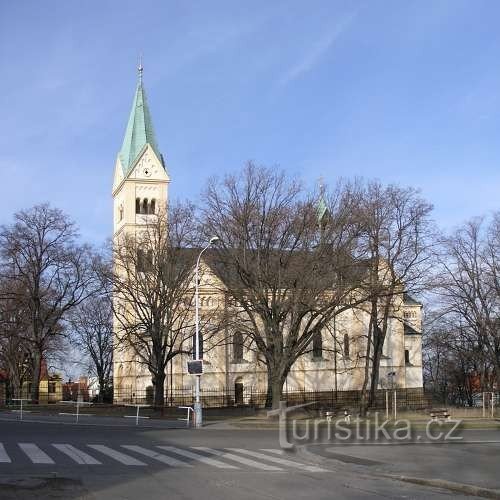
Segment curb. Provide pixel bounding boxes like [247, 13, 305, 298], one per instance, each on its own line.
[382, 474, 500, 499]
[0, 416, 185, 429]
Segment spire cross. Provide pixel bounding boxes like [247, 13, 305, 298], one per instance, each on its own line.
[318, 176, 325, 196]
[138, 54, 143, 83]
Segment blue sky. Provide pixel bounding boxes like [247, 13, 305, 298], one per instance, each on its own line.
[1, 0, 500, 244]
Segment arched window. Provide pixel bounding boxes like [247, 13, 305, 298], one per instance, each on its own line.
[142, 198, 149, 214]
[150, 199, 156, 214]
[233, 332, 244, 362]
[343, 333, 350, 358]
[119, 205, 124, 221]
[135, 198, 141, 214]
[312, 331, 322, 359]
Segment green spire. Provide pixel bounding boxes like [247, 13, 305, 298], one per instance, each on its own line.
[317, 196, 329, 225]
[316, 178, 329, 226]
[119, 64, 162, 174]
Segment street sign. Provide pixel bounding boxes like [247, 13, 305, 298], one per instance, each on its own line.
[188, 360, 203, 374]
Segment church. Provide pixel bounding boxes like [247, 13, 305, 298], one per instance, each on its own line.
[111, 67, 424, 405]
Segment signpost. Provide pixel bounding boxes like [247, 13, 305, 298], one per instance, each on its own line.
[11, 398, 32, 421]
[124, 404, 150, 425]
[59, 400, 93, 423]
[178, 406, 194, 427]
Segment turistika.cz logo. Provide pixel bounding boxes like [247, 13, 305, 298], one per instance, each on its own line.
[268, 402, 463, 450]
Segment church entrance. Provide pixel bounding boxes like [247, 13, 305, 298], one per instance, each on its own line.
[234, 378, 244, 405]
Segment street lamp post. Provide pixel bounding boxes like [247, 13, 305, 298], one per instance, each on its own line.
[193, 236, 219, 428]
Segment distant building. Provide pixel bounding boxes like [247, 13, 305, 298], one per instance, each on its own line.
[21, 360, 62, 403]
[62, 377, 89, 402]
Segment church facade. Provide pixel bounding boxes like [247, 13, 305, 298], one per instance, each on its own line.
[112, 69, 424, 404]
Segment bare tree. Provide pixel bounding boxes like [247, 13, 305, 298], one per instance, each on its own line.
[355, 181, 434, 414]
[110, 203, 222, 407]
[0, 278, 31, 397]
[0, 204, 99, 402]
[436, 215, 500, 391]
[203, 163, 366, 408]
[69, 294, 113, 402]
[423, 310, 486, 406]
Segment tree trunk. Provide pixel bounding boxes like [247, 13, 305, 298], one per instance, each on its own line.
[368, 327, 385, 407]
[359, 311, 374, 417]
[6, 359, 21, 398]
[265, 367, 286, 409]
[97, 374, 106, 403]
[30, 351, 42, 403]
[153, 372, 165, 408]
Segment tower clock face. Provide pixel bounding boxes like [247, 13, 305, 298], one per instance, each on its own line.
[143, 166, 152, 177]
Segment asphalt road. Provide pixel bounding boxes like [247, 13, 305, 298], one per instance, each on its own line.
[0, 419, 498, 499]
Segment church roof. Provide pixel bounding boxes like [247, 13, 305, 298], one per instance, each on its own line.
[403, 292, 421, 306]
[404, 323, 421, 335]
[119, 68, 162, 174]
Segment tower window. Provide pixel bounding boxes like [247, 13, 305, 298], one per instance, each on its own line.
[119, 205, 124, 221]
[343, 333, 350, 358]
[142, 198, 149, 214]
[135, 198, 141, 214]
[137, 249, 145, 272]
[137, 249, 153, 272]
[150, 199, 156, 214]
[312, 331, 323, 359]
[405, 349, 410, 365]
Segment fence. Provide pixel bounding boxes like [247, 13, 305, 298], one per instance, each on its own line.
[112, 386, 437, 410]
[3, 386, 496, 413]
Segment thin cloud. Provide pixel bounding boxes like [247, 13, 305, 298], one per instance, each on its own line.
[278, 11, 358, 86]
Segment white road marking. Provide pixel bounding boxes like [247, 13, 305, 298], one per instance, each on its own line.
[157, 446, 239, 469]
[0, 444, 11, 463]
[193, 447, 283, 471]
[19, 443, 54, 464]
[121, 445, 193, 467]
[52, 444, 101, 465]
[229, 448, 327, 472]
[87, 445, 146, 466]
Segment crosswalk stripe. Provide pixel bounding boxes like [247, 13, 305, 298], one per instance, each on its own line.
[121, 445, 193, 467]
[227, 448, 327, 472]
[19, 443, 54, 464]
[193, 447, 283, 471]
[0, 444, 11, 463]
[53, 444, 101, 465]
[157, 446, 239, 469]
[87, 445, 146, 466]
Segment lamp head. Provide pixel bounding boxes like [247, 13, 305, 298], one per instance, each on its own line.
[209, 236, 220, 245]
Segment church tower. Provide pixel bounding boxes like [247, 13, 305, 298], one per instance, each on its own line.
[112, 64, 170, 238]
[112, 64, 170, 399]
